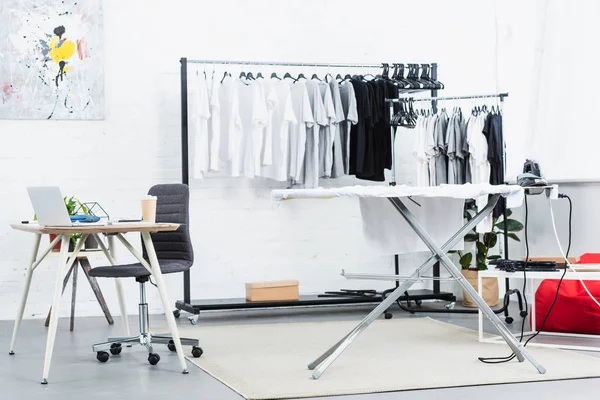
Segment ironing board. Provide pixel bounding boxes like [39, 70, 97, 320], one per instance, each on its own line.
[271, 183, 546, 379]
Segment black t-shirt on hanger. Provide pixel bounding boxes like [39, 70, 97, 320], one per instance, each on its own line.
[483, 112, 505, 217]
[349, 79, 372, 175]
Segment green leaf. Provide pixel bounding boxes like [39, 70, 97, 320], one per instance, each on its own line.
[507, 232, 521, 242]
[476, 241, 487, 255]
[465, 233, 478, 242]
[459, 253, 473, 268]
[484, 233, 498, 249]
[477, 262, 488, 270]
[506, 209, 513, 218]
[496, 219, 524, 232]
[476, 251, 486, 266]
[487, 255, 502, 260]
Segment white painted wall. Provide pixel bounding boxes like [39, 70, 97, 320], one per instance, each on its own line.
[0, 0, 545, 320]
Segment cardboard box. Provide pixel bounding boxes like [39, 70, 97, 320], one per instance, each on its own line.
[245, 280, 299, 302]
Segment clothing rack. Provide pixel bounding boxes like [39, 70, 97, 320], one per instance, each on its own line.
[382, 91, 519, 321]
[175, 57, 453, 323]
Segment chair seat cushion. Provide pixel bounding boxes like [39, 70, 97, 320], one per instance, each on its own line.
[89, 259, 192, 278]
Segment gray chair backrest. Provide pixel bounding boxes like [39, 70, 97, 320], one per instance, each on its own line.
[141, 184, 194, 265]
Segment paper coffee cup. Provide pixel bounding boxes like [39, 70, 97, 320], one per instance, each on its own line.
[141, 195, 157, 223]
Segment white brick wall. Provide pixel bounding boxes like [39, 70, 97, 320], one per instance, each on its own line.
[0, 0, 540, 320]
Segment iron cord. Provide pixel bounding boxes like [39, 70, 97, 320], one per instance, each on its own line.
[478, 194, 572, 364]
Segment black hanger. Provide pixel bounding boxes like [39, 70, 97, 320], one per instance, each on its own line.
[221, 71, 230, 84]
[239, 71, 246, 79]
[311, 73, 321, 81]
[382, 63, 389, 78]
[283, 72, 294, 80]
[396, 64, 412, 89]
[335, 73, 343, 80]
[271, 72, 281, 80]
[297, 72, 306, 81]
[246, 72, 255, 80]
[256, 72, 264, 79]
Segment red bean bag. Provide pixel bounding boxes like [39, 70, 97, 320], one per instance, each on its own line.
[533, 254, 600, 335]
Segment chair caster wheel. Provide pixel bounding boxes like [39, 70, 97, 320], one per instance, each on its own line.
[148, 353, 160, 365]
[173, 309, 181, 319]
[110, 343, 122, 355]
[445, 302, 456, 310]
[167, 340, 176, 352]
[505, 316, 514, 324]
[384, 313, 393, 320]
[415, 300, 423, 306]
[97, 351, 110, 363]
[191, 346, 203, 358]
[188, 315, 199, 325]
[9, 351, 14, 355]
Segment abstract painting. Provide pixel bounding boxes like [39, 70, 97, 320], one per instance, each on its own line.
[0, 0, 104, 120]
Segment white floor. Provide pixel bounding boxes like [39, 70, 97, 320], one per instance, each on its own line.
[2, 302, 599, 399]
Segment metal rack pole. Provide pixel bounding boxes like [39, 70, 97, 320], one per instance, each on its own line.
[180, 57, 191, 305]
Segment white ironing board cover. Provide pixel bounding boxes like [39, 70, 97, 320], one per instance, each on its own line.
[271, 183, 524, 208]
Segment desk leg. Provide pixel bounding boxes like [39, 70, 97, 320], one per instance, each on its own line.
[9, 233, 42, 355]
[41, 235, 70, 384]
[478, 272, 483, 342]
[141, 232, 188, 374]
[104, 234, 130, 337]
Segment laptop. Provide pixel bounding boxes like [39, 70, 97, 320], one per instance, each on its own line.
[27, 186, 105, 227]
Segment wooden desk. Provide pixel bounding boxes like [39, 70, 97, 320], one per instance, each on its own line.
[9, 222, 189, 384]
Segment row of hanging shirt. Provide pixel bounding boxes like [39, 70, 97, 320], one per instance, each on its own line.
[394, 102, 504, 231]
[191, 71, 354, 187]
[189, 65, 443, 187]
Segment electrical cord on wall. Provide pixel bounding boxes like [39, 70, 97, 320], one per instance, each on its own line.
[550, 194, 600, 309]
[478, 191, 573, 364]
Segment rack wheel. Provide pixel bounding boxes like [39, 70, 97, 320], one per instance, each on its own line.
[148, 353, 161, 365]
[415, 300, 423, 306]
[110, 343, 122, 355]
[97, 351, 110, 363]
[384, 312, 393, 320]
[505, 316, 514, 324]
[188, 315, 199, 325]
[173, 310, 181, 319]
[167, 340, 176, 352]
[191, 346, 203, 358]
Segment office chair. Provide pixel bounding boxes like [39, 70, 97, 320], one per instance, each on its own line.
[89, 184, 203, 366]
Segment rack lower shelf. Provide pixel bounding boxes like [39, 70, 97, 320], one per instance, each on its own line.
[175, 289, 456, 314]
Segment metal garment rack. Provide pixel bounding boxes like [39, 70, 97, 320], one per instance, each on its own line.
[382, 92, 517, 319]
[175, 57, 453, 322]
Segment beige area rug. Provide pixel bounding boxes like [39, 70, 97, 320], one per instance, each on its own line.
[178, 317, 600, 399]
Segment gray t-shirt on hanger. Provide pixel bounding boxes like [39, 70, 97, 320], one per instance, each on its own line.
[433, 110, 448, 185]
[329, 79, 346, 178]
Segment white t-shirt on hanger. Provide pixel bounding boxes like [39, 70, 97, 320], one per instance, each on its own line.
[209, 75, 221, 172]
[289, 81, 315, 183]
[237, 79, 268, 178]
[466, 112, 492, 232]
[415, 115, 430, 186]
[255, 78, 277, 169]
[192, 72, 211, 180]
[394, 125, 419, 186]
[260, 79, 297, 181]
[219, 75, 242, 176]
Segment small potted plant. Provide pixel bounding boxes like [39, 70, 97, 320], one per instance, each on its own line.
[451, 202, 524, 307]
[47, 196, 87, 251]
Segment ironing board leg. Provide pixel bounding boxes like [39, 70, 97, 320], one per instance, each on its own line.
[388, 197, 545, 374]
[310, 195, 506, 379]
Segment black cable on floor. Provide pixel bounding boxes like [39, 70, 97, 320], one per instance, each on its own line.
[478, 193, 572, 364]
